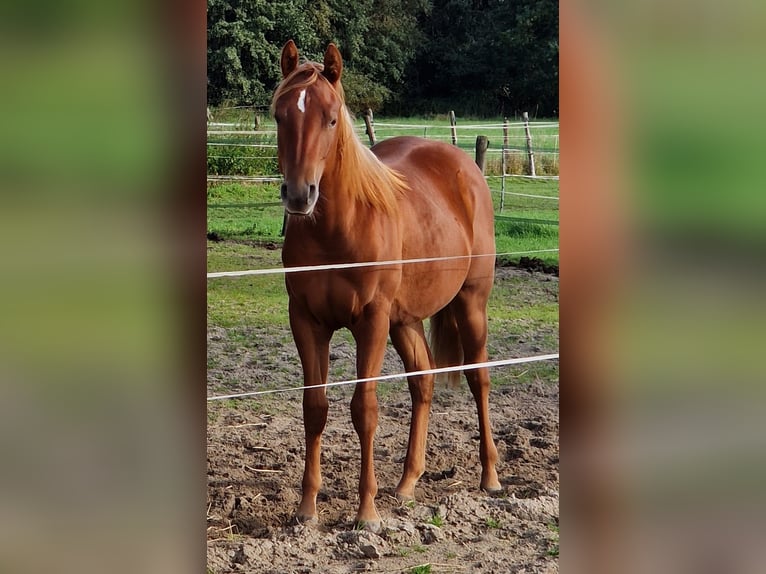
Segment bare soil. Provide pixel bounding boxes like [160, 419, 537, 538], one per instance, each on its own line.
[207, 266, 559, 573]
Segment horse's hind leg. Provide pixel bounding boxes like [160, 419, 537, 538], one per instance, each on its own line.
[390, 322, 435, 501]
[451, 289, 502, 492]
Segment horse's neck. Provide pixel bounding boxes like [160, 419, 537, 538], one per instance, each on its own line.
[287, 131, 396, 258]
[286, 169, 382, 263]
[313, 146, 368, 230]
[315, 172, 362, 236]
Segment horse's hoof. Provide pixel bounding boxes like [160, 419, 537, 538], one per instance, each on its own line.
[295, 513, 319, 526]
[481, 470, 502, 494]
[355, 519, 382, 534]
[394, 490, 416, 503]
[481, 483, 503, 495]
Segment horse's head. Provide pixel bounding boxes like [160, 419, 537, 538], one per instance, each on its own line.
[272, 40, 344, 216]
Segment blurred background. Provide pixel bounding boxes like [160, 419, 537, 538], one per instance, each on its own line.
[562, 1, 766, 573]
[0, 0, 764, 573]
[0, 1, 206, 572]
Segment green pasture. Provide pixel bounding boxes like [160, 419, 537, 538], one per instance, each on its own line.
[207, 177, 558, 267]
[207, 182, 285, 239]
[207, 242, 286, 329]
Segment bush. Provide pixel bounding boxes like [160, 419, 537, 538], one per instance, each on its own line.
[340, 69, 391, 114]
[207, 136, 278, 176]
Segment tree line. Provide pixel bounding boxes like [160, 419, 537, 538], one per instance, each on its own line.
[207, 0, 558, 117]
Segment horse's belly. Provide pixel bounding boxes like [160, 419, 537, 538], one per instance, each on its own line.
[390, 259, 471, 324]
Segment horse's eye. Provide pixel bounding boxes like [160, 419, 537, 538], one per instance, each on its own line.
[329, 118, 337, 128]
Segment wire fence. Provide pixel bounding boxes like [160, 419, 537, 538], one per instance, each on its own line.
[207, 114, 559, 218]
[207, 247, 560, 402]
[207, 353, 559, 401]
[207, 113, 559, 178]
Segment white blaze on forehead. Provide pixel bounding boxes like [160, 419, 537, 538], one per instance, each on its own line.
[297, 89, 306, 113]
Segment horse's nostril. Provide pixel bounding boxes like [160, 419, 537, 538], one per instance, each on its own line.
[309, 184, 317, 197]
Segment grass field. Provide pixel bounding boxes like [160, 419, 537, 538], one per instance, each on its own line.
[207, 182, 285, 239]
[207, 242, 286, 329]
[207, 176, 558, 267]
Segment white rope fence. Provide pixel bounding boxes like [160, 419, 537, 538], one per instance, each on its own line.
[208, 247, 559, 402]
[206, 175, 283, 183]
[356, 121, 560, 130]
[206, 172, 559, 186]
[495, 190, 558, 199]
[207, 249, 558, 279]
[208, 121, 559, 132]
[207, 142, 278, 148]
[207, 353, 559, 401]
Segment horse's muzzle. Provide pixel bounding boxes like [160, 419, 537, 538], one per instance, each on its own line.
[281, 182, 319, 216]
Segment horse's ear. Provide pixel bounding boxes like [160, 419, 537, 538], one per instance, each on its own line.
[281, 40, 299, 78]
[322, 43, 343, 84]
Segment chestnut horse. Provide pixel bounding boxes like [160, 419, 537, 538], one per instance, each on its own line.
[272, 40, 500, 531]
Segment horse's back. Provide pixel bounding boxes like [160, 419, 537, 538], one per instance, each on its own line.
[372, 136, 484, 186]
[372, 136, 495, 257]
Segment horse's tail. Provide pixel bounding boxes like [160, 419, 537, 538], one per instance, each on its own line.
[429, 306, 463, 388]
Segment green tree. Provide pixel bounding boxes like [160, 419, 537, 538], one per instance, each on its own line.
[206, 0, 556, 116]
[207, 0, 319, 107]
[300, 0, 430, 113]
[207, 0, 430, 112]
[494, 0, 558, 115]
[398, 0, 558, 117]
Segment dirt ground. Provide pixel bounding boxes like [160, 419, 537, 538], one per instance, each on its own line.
[207, 266, 559, 573]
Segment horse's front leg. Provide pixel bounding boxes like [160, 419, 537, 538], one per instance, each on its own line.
[289, 304, 332, 524]
[349, 308, 390, 532]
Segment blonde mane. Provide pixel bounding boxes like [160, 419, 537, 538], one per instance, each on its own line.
[272, 64, 409, 214]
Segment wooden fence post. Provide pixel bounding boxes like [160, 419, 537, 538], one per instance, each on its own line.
[475, 135, 489, 174]
[522, 111, 536, 177]
[449, 110, 457, 146]
[364, 108, 377, 145]
[500, 118, 509, 211]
